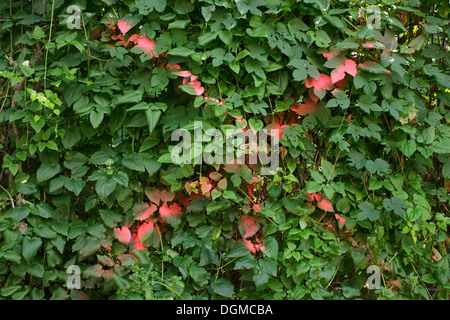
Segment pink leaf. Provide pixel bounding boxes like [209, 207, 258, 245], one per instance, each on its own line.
[363, 42, 376, 49]
[317, 199, 334, 212]
[167, 63, 181, 72]
[244, 240, 257, 253]
[322, 52, 339, 60]
[266, 117, 288, 139]
[137, 222, 158, 246]
[177, 70, 192, 78]
[335, 214, 347, 225]
[114, 226, 131, 244]
[146, 188, 161, 206]
[306, 193, 322, 202]
[253, 204, 262, 212]
[131, 233, 147, 251]
[201, 182, 213, 195]
[290, 98, 320, 116]
[159, 203, 183, 227]
[330, 59, 357, 84]
[133, 202, 158, 221]
[160, 190, 175, 203]
[305, 74, 333, 98]
[188, 81, 204, 96]
[117, 254, 138, 264]
[124, 33, 140, 47]
[239, 216, 260, 239]
[117, 19, 133, 36]
[136, 36, 156, 56]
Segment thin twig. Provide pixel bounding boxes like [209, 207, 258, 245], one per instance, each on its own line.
[0, 85, 10, 112]
[0, 184, 15, 209]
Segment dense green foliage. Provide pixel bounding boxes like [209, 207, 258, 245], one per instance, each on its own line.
[0, 0, 449, 300]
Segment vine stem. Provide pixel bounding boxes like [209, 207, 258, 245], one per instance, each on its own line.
[43, 0, 56, 90]
[156, 225, 164, 280]
[152, 281, 184, 300]
[0, 184, 15, 208]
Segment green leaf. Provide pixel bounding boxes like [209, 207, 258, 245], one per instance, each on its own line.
[253, 271, 269, 288]
[210, 278, 234, 298]
[33, 26, 46, 39]
[122, 153, 145, 172]
[189, 263, 209, 287]
[383, 197, 407, 219]
[365, 158, 391, 176]
[64, 177, 84, 196]
[315, 30, 331, 47]
[34, 224, 58, 239]
[136, 0, 166, 14]
[433, 138, 450, 154]
[0, 250, 22, 264]
[7, 206, 31, 223]
[112, 273, 130, 290]
[262, 237, 278, 259]
[198, 32, 218, 46]
[79, 237, 101, 257]
[356, 201, 380, 222]
[99, 210, 123, 228]
[398, 140, 416, 157]
[1, 285, 22, 297]
[90, 111, 104, 129]
[114, 89, 144, 106]
[227, 241, 252, 258]
[37, 162, 60, 183]
[167, 46, 195, 57]
[359, 62, 389, 74]
[145, 109, 162, 133]
[288, 59, 319, 82]
[95, 177, 117, 199]
[22, 236, 43, 263]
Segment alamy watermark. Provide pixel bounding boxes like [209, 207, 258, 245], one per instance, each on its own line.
[66, 265, 81, 290]
[66, 5, 82, 30]
[170, 121, 280, 175]
[366, 5, 382, 30]
[366, 265, 381, 290]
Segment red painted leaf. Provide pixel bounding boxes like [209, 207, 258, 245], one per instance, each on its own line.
[322, 52, 339, 60]
[305, 74, 333, 99]
[124, 33, 140, 47]
[177, 70, 193, 78]
[317, 199, 334, 212]
[266, 116, 288, 138]
[335, 213, 346, 225]
[290, 98, 321, 116]
[131, 233, 147, 251]
[133, 202, 158, 221]
[159, 203, 183, 227]
[114, 226, 131, 244]
[160, 190, 175, 203]
[135, 35, 156, 57]
[363, 42, 376, 49]
[145, 188, 161, 206]
[306, 193, 322, 202]
[167, 63, 181, 72]
[137, 222, 159, 248]
[117, 19, 133, 36]
[137, 222, 154, 242]
[330, 58, 357, 84]
[239, 216, 260, 239]
[244, 239, 257, 253]
[244, 238, 265, 253]
[188, 80, 205, 96]
[117, 253, 138, 264]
